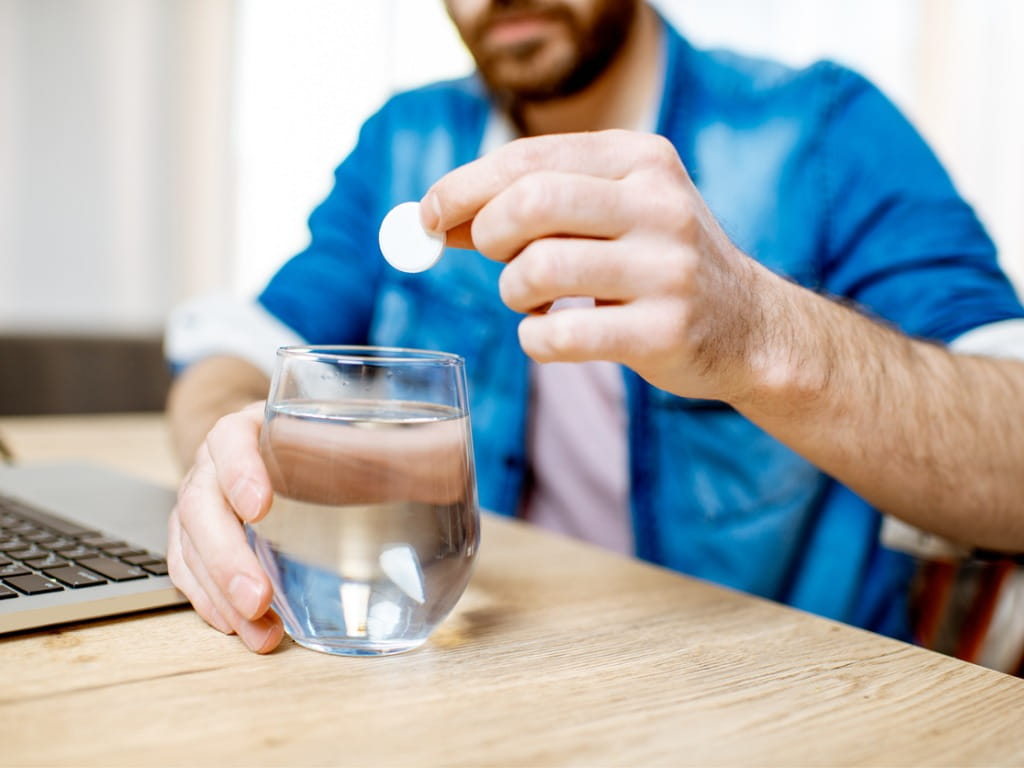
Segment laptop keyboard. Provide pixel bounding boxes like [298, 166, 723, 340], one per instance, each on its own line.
[0, 493, 168, 600]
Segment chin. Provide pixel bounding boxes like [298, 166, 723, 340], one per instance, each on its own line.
[482, 43, 579, 101]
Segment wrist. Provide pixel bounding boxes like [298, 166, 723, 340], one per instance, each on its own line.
[726, 265, 834, 418]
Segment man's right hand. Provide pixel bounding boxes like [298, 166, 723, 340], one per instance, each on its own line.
[166, 402, 284, 653]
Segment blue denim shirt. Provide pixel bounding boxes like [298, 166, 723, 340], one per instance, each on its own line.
[258, 25, 1024, 638]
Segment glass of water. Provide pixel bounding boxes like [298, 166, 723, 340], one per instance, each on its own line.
[249, 346, 480, 656]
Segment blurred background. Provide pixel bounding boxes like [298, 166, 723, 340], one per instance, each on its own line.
[1, 0, 1022, 413]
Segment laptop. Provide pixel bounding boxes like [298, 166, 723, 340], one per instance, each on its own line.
[0, 461, 187, 634]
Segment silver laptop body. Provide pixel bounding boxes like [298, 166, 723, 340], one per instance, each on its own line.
[0, 462, 186, 634]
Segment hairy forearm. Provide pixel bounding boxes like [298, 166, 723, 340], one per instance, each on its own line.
[165, 356, 270, 468]
[733, 273, 1024, 551]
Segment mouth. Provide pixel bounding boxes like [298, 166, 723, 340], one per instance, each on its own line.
[480, 11, 564, 49]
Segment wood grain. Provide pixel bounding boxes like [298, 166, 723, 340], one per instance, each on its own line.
[1, 414, 1023, 767]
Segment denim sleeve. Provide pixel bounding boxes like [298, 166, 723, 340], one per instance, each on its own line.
[819, 67, 1024, 342]
[257, 106, 391, 344]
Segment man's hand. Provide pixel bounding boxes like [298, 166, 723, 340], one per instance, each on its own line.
[166, 403, 284, 653]
[421, 129, 783, 405]
[421, 128, 1024, 548]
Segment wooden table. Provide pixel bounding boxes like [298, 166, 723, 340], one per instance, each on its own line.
[2, 414, 1024, 767]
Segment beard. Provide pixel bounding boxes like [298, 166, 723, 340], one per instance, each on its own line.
[449, 0, 640, 103]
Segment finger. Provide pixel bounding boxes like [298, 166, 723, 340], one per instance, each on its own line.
[205, 404, 272, 523]
[499, 238, 653, 313]
[517, 304, 661, 364]
[442, 220, 475, 250]
[251, 609, 285, 654]
[470, 172, 629, 264]
[180, 528, 284, 653]
[177, 453, 275, 623]
[166, 507, 233, 634]
[422, 130, 674, 234]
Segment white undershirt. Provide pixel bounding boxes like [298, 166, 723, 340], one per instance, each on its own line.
[520, 302, 633, 554]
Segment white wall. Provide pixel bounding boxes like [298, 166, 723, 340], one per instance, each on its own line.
[0, 0, 234, 334]
[232, 0, 473, 296]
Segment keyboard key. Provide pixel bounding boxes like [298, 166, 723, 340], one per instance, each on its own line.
[0, 584, 17, 599]
[40, 536, 77, 551]
[102, 545, 146, 558]
[23, 530, 59, 544]
[4, 573, 64, 595]
[122, 553, 163, 566]
[43, 565, 107, 588]
[75, 556, 146, 582]
[7, 546, 49, 561]
[56, 545, 99, 559]
[0, 555, 11, 566]
[0, 539, 26, 552]
[11, 505, 97, 538]
[142, 561, 169, 576]
[78, 536, 125, 549]
[0, 563, 30, 577]
[4, 523, 38, 536]
[25, 553, 70, 569]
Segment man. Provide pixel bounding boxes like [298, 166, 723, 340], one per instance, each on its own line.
[165, 0, 1024, 653]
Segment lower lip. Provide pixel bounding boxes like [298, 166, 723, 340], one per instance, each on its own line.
[485, 16, 556, 47]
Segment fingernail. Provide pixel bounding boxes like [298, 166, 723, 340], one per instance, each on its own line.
[228, 573, 265, 620]
[420, 192, 442, 233]
[241, 618, 280, 654]
[229, 478, 264, 522]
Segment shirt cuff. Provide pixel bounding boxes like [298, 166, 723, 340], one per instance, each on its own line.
[949, 318, 1024, 361]
[164, 294, 306, 377]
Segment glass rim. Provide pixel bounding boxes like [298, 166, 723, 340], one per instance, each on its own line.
[275, 345, 464, 366]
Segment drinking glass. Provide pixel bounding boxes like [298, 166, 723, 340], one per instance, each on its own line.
[248, 346, 480, 656]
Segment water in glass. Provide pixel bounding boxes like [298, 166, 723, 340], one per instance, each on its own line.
[250, 397, 478, 655]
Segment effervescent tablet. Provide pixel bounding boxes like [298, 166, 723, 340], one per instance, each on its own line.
[378, 202, 446, 273]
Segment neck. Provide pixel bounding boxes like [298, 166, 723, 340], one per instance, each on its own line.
[515, 5, 662, 136]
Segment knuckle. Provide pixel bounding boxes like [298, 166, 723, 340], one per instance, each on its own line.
[500, 137, 541, 180]
[642, 182, 687, 222]
[675, 205, 701, 240]
[658, 199, 700, 245]
[175, 483, 207, 530]
[509, 176, 553, 227]
[546, 312, 580, 355]
[661, 246, 698, 295]
[647, 134, 681, 167]
[521, 240, 563, 293]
